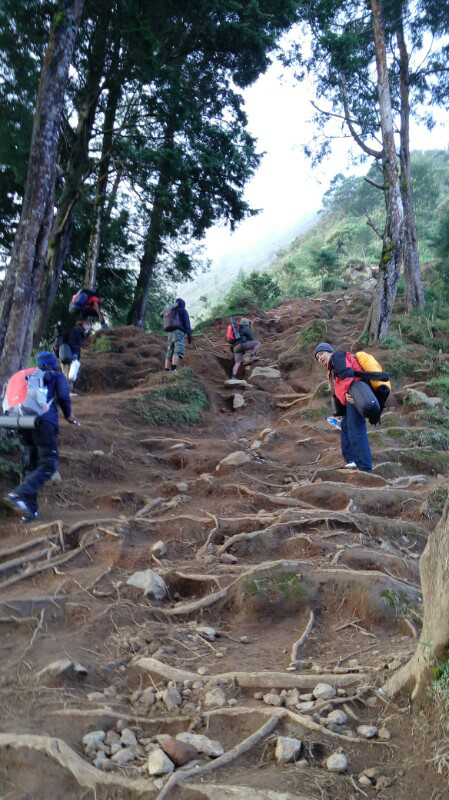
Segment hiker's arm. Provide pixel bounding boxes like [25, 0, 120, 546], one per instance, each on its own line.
[331, 351, 354, 380]
[93, 302, 104, 322]
[54, 372, 72, 419]
[184, 310, 192, 343]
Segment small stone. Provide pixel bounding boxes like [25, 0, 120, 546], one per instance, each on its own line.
[299, 693, 314, 701]
[326, 752, 348, 773]
[151, 540, 167, 558]
[157, 736, 199, 767]
[219, 553, 238, 564]
[296, 759, 309, 768]
[195, 625, 216, 640]
[233, 393, 245, 409]
[103, 686, 117, 697]
[120, 729, 138, 748]
[311, 664, 322, 673]
[105, 730, 121, 747]
[140, 687, 156, 707]
[116, 719, 127, 733]
[127, 569, 167, 599]
[83, 731, 106, 751]
[296, 701, 315, 711]
[35, 658, 88, 683]
[131, 689, 143, 704]
[147, 748, 175, 776]
[239, 635, 249, 643]
[275, 736, 302, 765]
[111, 747, 137, 765]
[87, 692, 104, 702]
[363, 767, 380, 780]
[204, 688, 227, 708]
[254, 692, 264, 700]
[197, 666, 208, 676]
[327, 710, 347, 725]
[376, 776, 393, 789]
[176, 732, 224, 758]
[93, 752, 108, 769]
[175, 482, 189, 492]
[378, 727, 391, 741]
[110, 742, 123, 755]
[357, 725, 378, 739]
[192, 681, 203, 690]
[359, 775, 373, 787]
[337, 689, 347, 697]
[313, 683, 336, 701]
[366, 696, 378, 707]
[285, 689, 300, 708]
[163, 687, 182, 711]
[263, 692, 283, 707]
[347, 659, 358, 668]
[228, 698, 238, 706]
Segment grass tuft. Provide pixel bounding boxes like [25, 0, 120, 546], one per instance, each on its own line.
[131, 367, 209, 426]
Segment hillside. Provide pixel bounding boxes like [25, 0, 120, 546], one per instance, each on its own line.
[1, 290, 449, 799]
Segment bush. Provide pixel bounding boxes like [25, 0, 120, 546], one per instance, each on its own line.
[297, 319, 328, 348]
[131, 368, 209, 426]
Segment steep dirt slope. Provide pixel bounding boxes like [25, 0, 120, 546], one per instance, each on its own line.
[0, 292, 447, 800]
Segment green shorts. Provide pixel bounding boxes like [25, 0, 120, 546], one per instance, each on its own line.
[166, 329, 186, 360]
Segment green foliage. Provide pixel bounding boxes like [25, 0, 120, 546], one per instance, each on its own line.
[297, 319, 328, 348]
[93, 335, 113, 354]
[0, 431, 21, 482]
[428, 377, 449, 408]
[380, 331, 404, 350]
[242, 572, 305, 602]
[132, 368, 208, 426]
[420, 486, 448, 521]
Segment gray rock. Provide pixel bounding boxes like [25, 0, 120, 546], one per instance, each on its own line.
[233, 393, 245, 409]
[224, 378, 253, 389]
[111, 747, 137, 765]
[157, 736, 198, 767]
[327, 710, 347, 725]
[195, 625, 216, 640]
[263, 692, 283, 707]
[376, 776, 393, 788]
[35, 658, 87, 683]
[151, 540, 167, 558]
[378, 727, 391, 740]
[105, 730, 121, 747]
[87, 691, 104, 702]
[93, 752, 108, 769]
[204, 687, 227, 708]
[219, 553, 238, 564]
[175, 482, 189, 492]
[275, 736, 302, 765]
[163, 687, 182, 711]
[326, 752, 348, 772]
[147, 748, 175, 776]
[83, 731, 106, 751]
[140, 687, 156, 707]
[120, 728, 138, 747]
[313, 683, 336, 701]
[285, 689, 300, 708]
[359, 775, 373, 787]
[126, 568, 167, 599]
[357, 725, 378, 739]
[250, 366, 281, 380]
[216, 451, 252, 471]
[363, 767, 380, 780]
[296, 701, 315, 711]
[176, 732, 224, 757]
[299, 693, 314, 701]
[254, 692, 264, 700]
[402, 388, 442, 409]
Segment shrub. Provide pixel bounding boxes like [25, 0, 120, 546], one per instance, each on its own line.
[131, 368, 209, 426]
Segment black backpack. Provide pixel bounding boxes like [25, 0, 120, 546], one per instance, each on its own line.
[162, 305, 182, 332]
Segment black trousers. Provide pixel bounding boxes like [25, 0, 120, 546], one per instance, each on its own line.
[15, 421, 59, 513]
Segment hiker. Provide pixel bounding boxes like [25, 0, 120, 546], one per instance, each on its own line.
[313, 342, 372, 473]
[2, 351, 78, 521]
[229, 317, 261, 378]
[162, 298, 192, 371]
[59, 319, 90, 386]
[69, 287, 107, 326]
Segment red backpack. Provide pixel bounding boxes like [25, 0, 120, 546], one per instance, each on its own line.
[226, 317, 241, 344]
[2, 368, 52, 417]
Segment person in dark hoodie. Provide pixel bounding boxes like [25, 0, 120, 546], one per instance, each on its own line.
[164, 298, 192, 371]
[2, 352, 78, 521]
[231, 317, 261, 378]
[60, 319, 90, 387]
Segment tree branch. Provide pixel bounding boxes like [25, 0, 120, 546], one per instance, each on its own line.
[340, 84, 383, 159]
[364, 176, 385, 190]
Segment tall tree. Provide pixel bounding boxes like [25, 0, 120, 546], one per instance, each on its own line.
[0, 0, 84, 386]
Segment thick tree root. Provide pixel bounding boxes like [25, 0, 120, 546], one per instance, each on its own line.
[226, 484, 317, 509]
[135, 656, 367, 690]
[163, 588, 228, 616]
[185, 783, 312, 800]
[156, 716, 278, 800]
[0, 733, 151, 793]
[290, 610, 314, 665]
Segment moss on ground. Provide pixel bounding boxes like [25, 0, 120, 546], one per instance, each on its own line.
[242, 572, 306, 602]
[131, 367, 209, 426]
[428, 377, 449, 408]
[296, 319, 328, 349]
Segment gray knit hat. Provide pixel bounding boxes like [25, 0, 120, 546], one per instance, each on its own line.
[313, 342, 334, 359]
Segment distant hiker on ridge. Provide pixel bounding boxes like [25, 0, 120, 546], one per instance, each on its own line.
[2, 351, 78, 522]
[314, 342, 373, 473]
[162, 298, 192, 371]
[227, 317, 261, 378]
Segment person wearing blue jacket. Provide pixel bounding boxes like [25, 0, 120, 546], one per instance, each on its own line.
[2, 352, 78, 521]
[164, 298, 192, 371]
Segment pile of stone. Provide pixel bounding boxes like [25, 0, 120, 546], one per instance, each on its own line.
[82, 722, 224, 786]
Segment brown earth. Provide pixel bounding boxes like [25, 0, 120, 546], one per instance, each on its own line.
[0, 290, 447, 799]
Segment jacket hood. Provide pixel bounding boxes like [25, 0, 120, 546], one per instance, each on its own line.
[176, 298, 186, 308]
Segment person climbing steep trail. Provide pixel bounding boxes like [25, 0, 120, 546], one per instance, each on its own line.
[0, 293, 446, 799]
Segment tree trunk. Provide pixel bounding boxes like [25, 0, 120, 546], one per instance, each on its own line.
[0, 0, 84, 387]
[384, 497, 449, 701]
[368, 0, 404, 342]
[33, 12, 109, 345]
[84, 43, 122, 290]
[127, 125, 175, 328]
[396, 18, 425, 312]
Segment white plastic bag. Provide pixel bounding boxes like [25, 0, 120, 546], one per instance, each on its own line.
[68, 358, 81, 382]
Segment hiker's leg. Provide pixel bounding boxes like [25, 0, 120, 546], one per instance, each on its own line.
[340, 414, 355, 464]
[171, 331, 186, 369]
[15, 422, 58, 513]
[20, 430, 37, 479]
[346, 403, 372, 473]
[232, 344, 244, 377]
[165, 333, 175, 369]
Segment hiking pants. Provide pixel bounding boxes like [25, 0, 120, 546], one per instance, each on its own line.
[233, 339, 260, 364]
[15, 421, 59, 513]
[341, 402, 372, 473]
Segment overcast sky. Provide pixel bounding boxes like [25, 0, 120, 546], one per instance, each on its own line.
[178, 49, 448, 304]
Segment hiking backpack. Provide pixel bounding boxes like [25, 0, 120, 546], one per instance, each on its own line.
[162, 305, 182, 332]
[68, 289, 91, 314]
[226, 317, 241, 344]
[2, 368, 53, 417]
[355, 351, 392, 391]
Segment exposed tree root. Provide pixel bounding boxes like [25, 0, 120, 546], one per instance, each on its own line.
[290, 610, 315, 665]
[227, 484, 317, 509]
[135, 656, 367, 689]
[185, 783, 311, 800]
[318, 566, 420, 593]
[156, 716, 279, 800]
[163, 588, 228, 616]
[0, 535, 56, 560]
[0, 733, 150, 793]
[0, 537, 95, 590]
[0, 544, 59, 575]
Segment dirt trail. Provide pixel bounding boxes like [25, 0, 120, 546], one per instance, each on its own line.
[0, 292, 446, 799]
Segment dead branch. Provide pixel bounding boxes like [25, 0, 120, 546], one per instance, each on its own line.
[290, 610, 315, 665]
[156, 716, 279, 800]
[0, 538, 95, 590]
